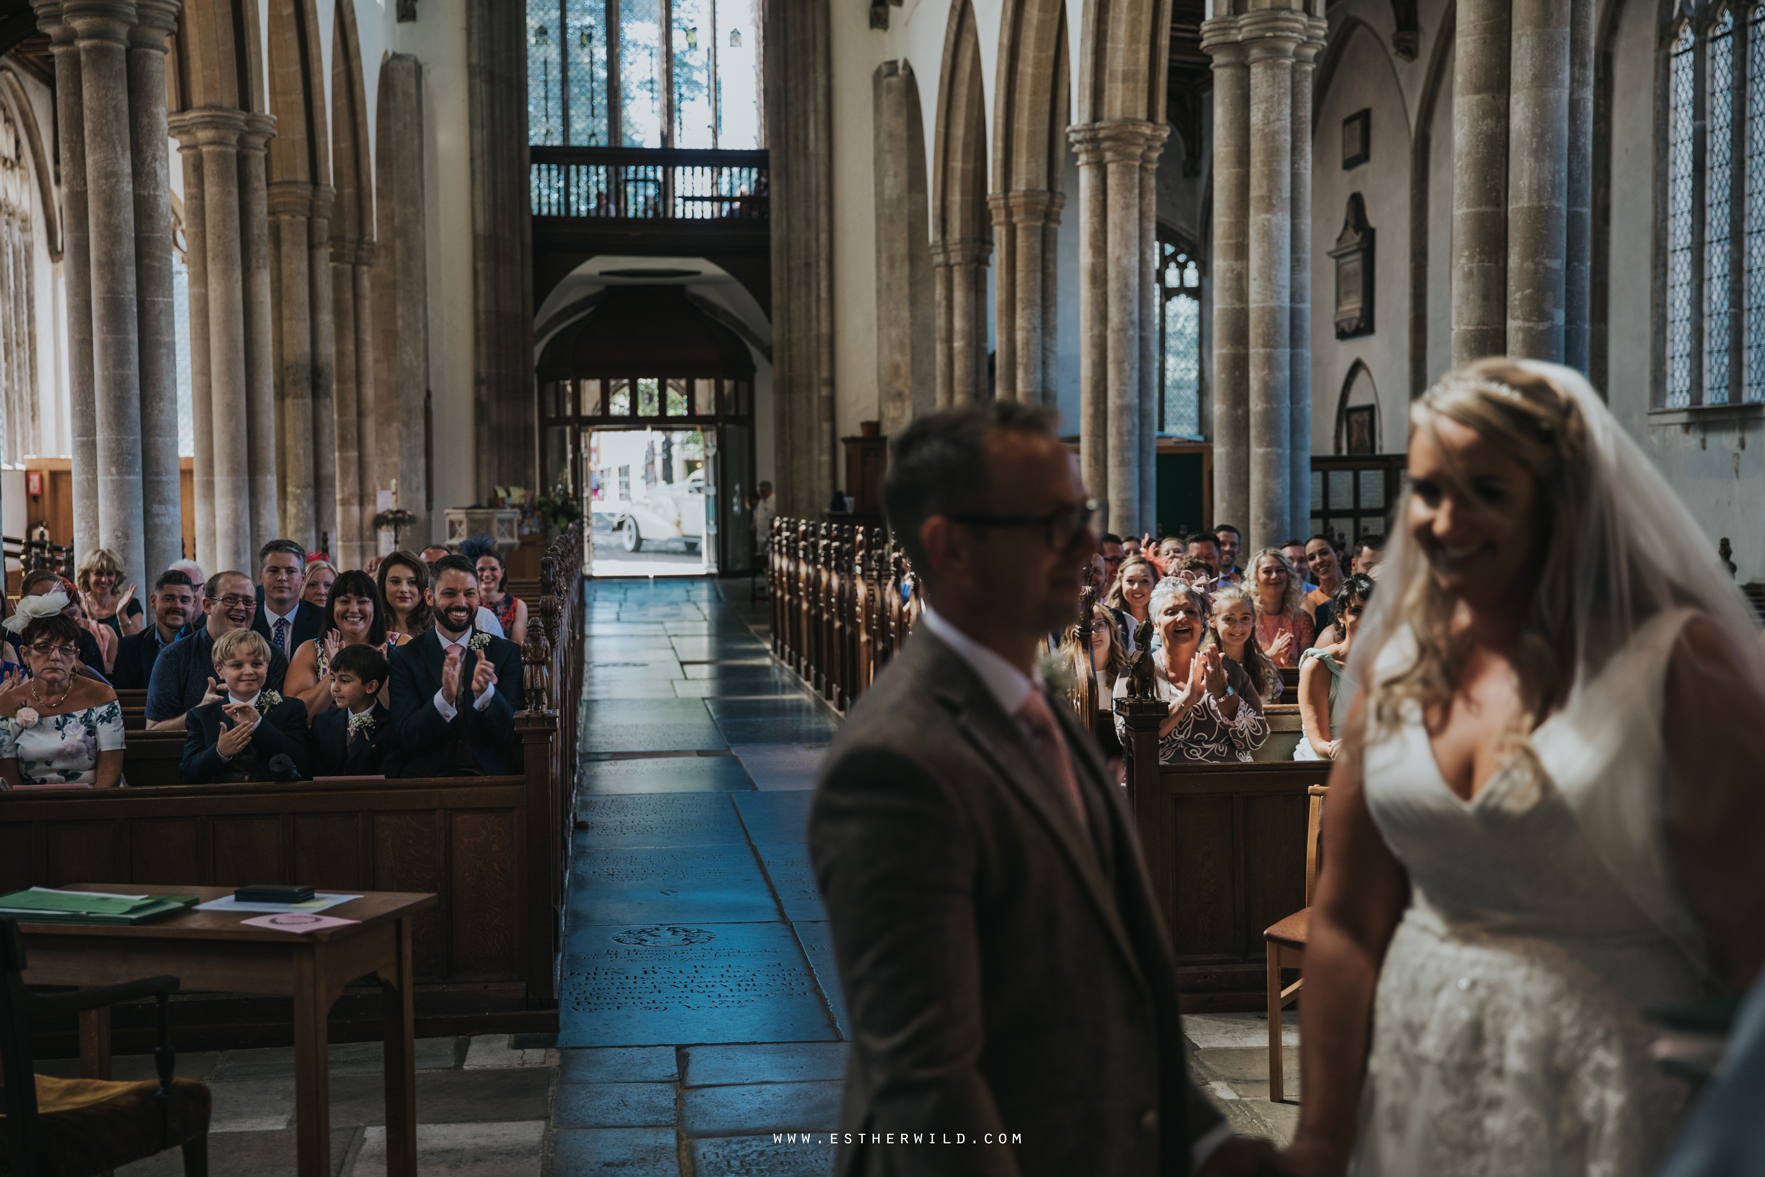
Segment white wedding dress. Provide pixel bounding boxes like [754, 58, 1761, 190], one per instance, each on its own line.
[1350, 611, 1712, 1176]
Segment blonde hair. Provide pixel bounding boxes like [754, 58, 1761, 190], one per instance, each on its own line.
[75, 548, 125, 594]
[212, 628, 272, 666]
[1369, 357, 1595, 742]
[1207, 584, 1276, 699]
[1247, 548, 1305, 620]
[1103, 555, 1161, 611]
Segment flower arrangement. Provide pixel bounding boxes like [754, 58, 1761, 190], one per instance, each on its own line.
[468, 633, 493, 652]
[256, 690, 284, 715]
[13, 707, 38, 729]
[347, 710, 377, 734]
[373, 508, 419, 546]
[533, 492, 583, 529]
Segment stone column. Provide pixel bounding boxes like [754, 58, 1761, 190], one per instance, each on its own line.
[941, 240, 989, 402]
[932, 246, 954, 408]
[129, 0, 179, 578]
[1245, 11, 1301, 554]
[1290, 16, 1326, 542]
[373, 55, 427, 532]
[1202, 24, 1249, 541]
[1452, 0, 1510, 364]
[991, 189, 1061, 402]
[191, 109, 252, 573]
[310, 185, 338, 553]
[1040, 195, 1062, 407]
[331, 241, 361, 568]
[32, 1, 99, 559]
[239, 113, 278, 552]
[1069, 126, 1109, 524]
[989, 194, 1016, 400]
[1138, 127, 1169, 535]
[1564, 0, 1596, 373]
[352, 248, 377, 567]
[1103, 122, 1150, 536]
[68, 0, 146, 584]
[271, 182, 315, 547]
[1506, 0, 1570, 362]
[170, 117, 214, 570]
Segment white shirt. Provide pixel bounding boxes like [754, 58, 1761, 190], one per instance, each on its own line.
[263, 603, 299, 649]
[431, 629, 498, 721]
[475, 606, 504, 637]
[920, 603, 1235, 1173]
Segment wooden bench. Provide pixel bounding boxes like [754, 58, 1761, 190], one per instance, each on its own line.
[1118, 698, 1331, 1011]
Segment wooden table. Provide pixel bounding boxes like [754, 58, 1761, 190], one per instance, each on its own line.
[15, 885, 438, 1177]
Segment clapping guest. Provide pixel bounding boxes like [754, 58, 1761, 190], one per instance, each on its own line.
[464, 537, 528, 640]
[420, 544, 506, 636]
[0, 614, 124, 789]
[284, 571, 409, 719]
[251, 540, 322, 660]
[1114, 578, 1268, 763]
[389, 555, 523, 777]
[377, 552, 434, 638]
[301, 560, 337, 610]
[1303, 534, 1348, 631]
[1102, 554, 1159, 653]
[1154, 535, 1185, 574]
[310, 644, 398, 778]
[145, 571, 290, 731]
[1293, 573, 1373, 761]
[18, 573, 110, 680]
[180, 630, 310, 784]
[111, 571, 199, 690]
[1249, 548, 1315, 668]
[76, 548, 143, 638]
[1207, 584, 1281, 703]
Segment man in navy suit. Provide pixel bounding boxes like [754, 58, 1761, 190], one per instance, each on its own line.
[389, 554, 523, 777]
[112, 570, 199, 690]
[312, 644, 400, 777]
[251, 539, 324, 660]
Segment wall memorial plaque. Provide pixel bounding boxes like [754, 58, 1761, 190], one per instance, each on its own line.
[1342, 108, 1371, 169]
[1329, 193, 1376, 339]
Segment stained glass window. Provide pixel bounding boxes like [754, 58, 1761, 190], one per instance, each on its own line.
[1707, 12, 1735, 405]
[567, 0, 611, 145]
[528, 2, 564, 146]
[1157, 237, 1201, 436]
[1667, 23, 1695, 408]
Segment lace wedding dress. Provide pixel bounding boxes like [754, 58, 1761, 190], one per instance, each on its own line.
[1350, 611, 1712, 1176]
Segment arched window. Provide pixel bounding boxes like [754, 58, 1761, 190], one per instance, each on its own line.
[1664, 4, 1765, 406]
[1157, 234, 1202, 436]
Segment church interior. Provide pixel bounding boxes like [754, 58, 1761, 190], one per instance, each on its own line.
[0, 0, 1752, 1173]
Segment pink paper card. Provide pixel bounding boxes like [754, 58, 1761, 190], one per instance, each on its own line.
[240, 912, 361, 934]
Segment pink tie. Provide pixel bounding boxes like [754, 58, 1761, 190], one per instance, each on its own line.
[1016, 689, 1088, 828]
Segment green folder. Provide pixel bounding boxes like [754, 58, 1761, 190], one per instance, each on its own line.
[0, 889, 198, 925]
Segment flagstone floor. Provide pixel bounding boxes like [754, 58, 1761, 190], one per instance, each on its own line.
[82, 577, 1294, 1176]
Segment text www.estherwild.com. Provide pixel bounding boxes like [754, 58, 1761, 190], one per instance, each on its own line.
[773, 1133, 1024, 1145]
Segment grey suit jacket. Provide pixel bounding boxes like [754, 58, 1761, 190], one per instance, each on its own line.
[809, 628, 1224, 1177]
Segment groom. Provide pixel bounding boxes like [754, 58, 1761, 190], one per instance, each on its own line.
[810, 403, 1279, 1176]
[389, 554, 523, 777]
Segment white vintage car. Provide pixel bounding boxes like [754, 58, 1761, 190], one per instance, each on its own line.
[611, 469, 706, 552]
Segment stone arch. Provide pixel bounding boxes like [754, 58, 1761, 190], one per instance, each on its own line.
[1408, 1, 1455, 396]
[1590, 0, 1657, 396]
[0, 69, 57, 262]
[1333, 358, 1380, 454]
[171, 0, 264, 113]
[0, 73, 42, 461]
[1073, 0, 1168, 126]
[264, 0, 329, 188]
[991, 0, 1070, 401]
[329, 0, 378, 569]
[931, 0, 990, 405]
[874, 60, 935, 435]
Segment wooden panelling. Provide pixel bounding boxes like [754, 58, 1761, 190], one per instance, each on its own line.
[449, 810, 520, 982]
[0, 826, 32, 891]
[43, 821, 120, 885]
[211, 816, 286, 886]
[1241, 792, 1308, 953]
[129, 818, 205, 885]
[373, 812, 448, 980]
[1167, 795, 1237, 960]
[292, 813, 366, 891]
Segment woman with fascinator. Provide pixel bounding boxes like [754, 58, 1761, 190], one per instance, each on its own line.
[1282, 360, 1765, 1177]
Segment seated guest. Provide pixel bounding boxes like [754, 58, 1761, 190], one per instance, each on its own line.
[111, 571, 199, 690]
[1101, 554, 1159, 653]
[284, 570, 410, 719]
[1249, 548, 1315, 667]
[145, 571, 289, 731]
[1294, 573, 1373, 762]
[1280, 539, 1318, 594]
[17, 573, 110, 680]
[378, 551, 434, 638]
[1154, 535, 1185, 575]
[1114, 577, 1268, 763]
[1207, 584, 1281, 703]
[1351, 531, 1386, 576]
[1214, 523, 1245, 585]
[1303, 533, 1347, 631]
[464, 537, 528, 640]
[180, 629, 310, 784]
[1056, 615, 1128, 759]
[76, 547, 144, 638]
[0, 613, 124, 789]
[390, 554, 522, 777]
[419, 544, 506, 637]
[1183, 531, 1222, 581]
[311, 644, 397, 778]
[251, 539, 323, 660]
[168, 558, 205, 587]
[301, 559, 337, 610]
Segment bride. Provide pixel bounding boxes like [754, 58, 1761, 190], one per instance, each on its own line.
[1282, 358, 1765, 1176]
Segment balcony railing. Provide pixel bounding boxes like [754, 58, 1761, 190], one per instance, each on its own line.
[530, 145, 769, 222]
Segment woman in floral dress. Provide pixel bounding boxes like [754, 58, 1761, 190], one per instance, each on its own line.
[0, 613, 124, 789]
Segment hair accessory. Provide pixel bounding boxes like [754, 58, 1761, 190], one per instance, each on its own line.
[1427, 376, 1527, 405]
[2, 591, 68, 635]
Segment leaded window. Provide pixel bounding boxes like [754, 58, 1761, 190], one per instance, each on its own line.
[1667, 23, 1695, 407]
[1157, 237, 1202, 436]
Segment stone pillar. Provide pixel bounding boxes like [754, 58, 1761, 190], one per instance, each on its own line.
[1070, 126, 1109, 524]
[1103, 123, 1150, 536]
[1564, 0, 1596, 373]
[1452, 0, 1510, 364]
[271, 182, 315, 548]
[373, 55, 428, 534]
[1506, 0, 1570, 362]
[1202, 25, 1249, 541]
[936, 240, 989, 404]
[129, 0, 179, 578]
[68, 0, 145, 584]
[1137, 128, 1168, 535]
[331, 241, 360, 568]
[872, 59, 935, 434]
[32, 3, 98, 559]
[1290, 16, 1326, 542]
[990, 194, 1016, 400]
[170, 117, 214, 571]
[239, 113, 278, 553]
[1245, 11, 1301, 554]
[351, 249, 377, 568]
[187, 110, 251, 572]
[990, 189, 1062, 402]
[309, 185, 337, 553]
[1041, 197, 1062, 408]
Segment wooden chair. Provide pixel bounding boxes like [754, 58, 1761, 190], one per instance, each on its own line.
[0, 920, 210, 1176]
[1263, 783, 1327, 1103]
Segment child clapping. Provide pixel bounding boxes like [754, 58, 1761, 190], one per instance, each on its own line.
[180, 630, 312, 783]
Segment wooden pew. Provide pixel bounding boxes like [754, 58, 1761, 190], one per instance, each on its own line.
[1117, 697, 1331, 1011]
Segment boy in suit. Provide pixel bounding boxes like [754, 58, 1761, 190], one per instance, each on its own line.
[181, 629, 312, 784]
[311, 644, 397, 777]
[389, 554, 523, 777]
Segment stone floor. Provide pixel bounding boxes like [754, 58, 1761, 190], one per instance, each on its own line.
[78, 577, 1295, 1175]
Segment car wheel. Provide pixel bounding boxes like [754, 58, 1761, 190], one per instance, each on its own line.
[621, 519, 643, 552]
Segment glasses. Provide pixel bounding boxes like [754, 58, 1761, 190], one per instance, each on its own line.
[948, 500, 1099, 551]
[27, 643, 79, 659]
[208, 594, 255, 609]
